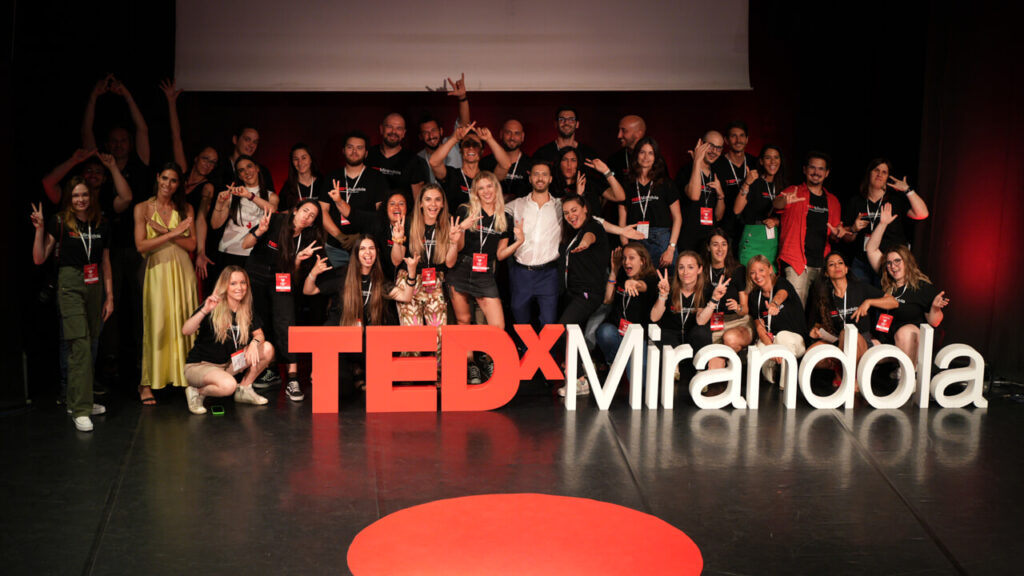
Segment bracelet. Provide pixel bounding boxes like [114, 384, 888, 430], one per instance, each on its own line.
[608, 279, 617, 284]
[669, 242, 676, 248]
[658, 293, 668, 300]
[604, 170, 614, 178]
[905, 189, 916, 196]
[458, 97, 468, 102]
[710, 299, 720, 306]
[249, 192, 256, 201]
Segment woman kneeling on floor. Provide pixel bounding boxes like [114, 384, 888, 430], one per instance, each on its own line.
[181, 266, 275, 414]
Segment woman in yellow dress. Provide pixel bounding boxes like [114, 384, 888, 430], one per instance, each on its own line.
[133, 163, 199, 404]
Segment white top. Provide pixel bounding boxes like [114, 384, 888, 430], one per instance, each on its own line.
[218, 186, 263, 256]
[507, 194, 562, 267]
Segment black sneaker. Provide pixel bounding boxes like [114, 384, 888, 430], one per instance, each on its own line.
[467, 363, 482, 385]
[479, 353, 494, 381]
[253, 370, 281, 390]
[285, 380, 304, 402]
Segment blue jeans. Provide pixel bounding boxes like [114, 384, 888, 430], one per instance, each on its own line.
[596, 322, 648, 376]
[642, 226, 671, 268]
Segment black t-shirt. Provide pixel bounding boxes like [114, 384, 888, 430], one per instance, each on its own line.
[278, 180, 318, 212]
[738, 178, 779, 225]
[439, 167, 476, 212]
[675, 162, 721, 244]
[708, 265, 747, 316]
[455, 205, 513, 270]
[410, 223, 450, 276]
[712, 153, 757, 205]
[317, 270, 398, 326]
[315, 166, 389, 247]
[607, 271, 658, 326]
[751, 278, 807, 337]
[658, 284, 713, 338]
[622, 178, 679, 229]
[346, 208, 400, 280]
[887, 281, 937, 333]
[804, 192, 830, 267]
[841, 193, 911, 259]
[817, 278, 883, 335]
[186, 307, 264, 365]
[366, 147, 426, 194]
[48, 215, 110, 269]
[552, 172, 607, 217]
[533, 141, 600, 167]
[480, 153, 534, 199]
[245, 213, 319, 282]
[562, 217, 609, 297]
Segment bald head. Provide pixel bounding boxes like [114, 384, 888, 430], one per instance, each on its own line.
[617, 115, 646, 149]
[380, 113, 407, 149]
[703, 130, 725, 165]
[500, 119, 524, 152]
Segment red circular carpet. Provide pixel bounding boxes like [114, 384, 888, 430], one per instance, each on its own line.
[347, 493, 702, 575]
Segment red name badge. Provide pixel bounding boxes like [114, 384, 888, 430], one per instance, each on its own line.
[230, 349, 249, 373]
[339, 216, 351, 226]
[618, 318, 631, 336]
[876, 313, 894, 333]
[700, 207, 714, 226]
[276, 273, 291, 293]
[421, 267, 437, 287]
[83, 263, 99, 285]
[472, 253, 488, 272]
[710, 311, 725, 331]
[636, 221, 650, 239]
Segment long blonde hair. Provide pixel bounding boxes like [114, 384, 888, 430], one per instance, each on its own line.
[210, 266, 254, 345]
[463, 171, 508, 233]
[881, 245, 931, 293]
[745, 254, 777, 294]
[409, 183, 452, 265]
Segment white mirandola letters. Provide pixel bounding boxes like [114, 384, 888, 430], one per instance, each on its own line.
[564, 324, 988, 411]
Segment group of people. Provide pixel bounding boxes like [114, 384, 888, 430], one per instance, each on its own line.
[33, 73, 950, 431]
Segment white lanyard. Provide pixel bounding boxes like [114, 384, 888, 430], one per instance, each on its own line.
[765, 181, 776, 201]
[460, 169, 471, 194]
[229, 324, 240, 350]
[710, 268, 723, 311]
[635, 181, 653, 220]
[759, 288, 774, 332]
[295, 231, 303, 252]
[425, 228, 436, 263]
[621, 287, 632, 319]
[893, 283, 908, 301]
[727, 157, 748, 185]
[346, 168, 365, 203]
[865, 199, 880, 231]
[679, 292, 693, 335]
[506, 155, 521, 181]
[78, 223, 93, 261]
[699, 171, 713, 206]
[299, 178, 316, 200]
[564, 228, 584, 285]
[478, 213, 494, 250]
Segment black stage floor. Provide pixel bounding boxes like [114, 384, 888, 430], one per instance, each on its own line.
[2, 381, 1022, 575]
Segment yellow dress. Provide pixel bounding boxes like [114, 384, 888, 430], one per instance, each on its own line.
[141, 203, 199, 389]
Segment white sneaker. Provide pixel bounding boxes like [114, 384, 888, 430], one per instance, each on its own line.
[73, 416, 93, 432]
[67, 404, 106, 416]
[234, 385, 268, 406]
[186, 386, 207, 415]
[558, 377, 591, 397]
[762, 360, 778, 385]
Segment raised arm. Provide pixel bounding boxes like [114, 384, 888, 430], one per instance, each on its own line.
[30, 203, 56, 265]
[97, 152, 132, 213]
[585, 158, 626, 202]
[684, 140, 709, 201]
[447, 73, 471, 127]
[109, 77, 150, 165]
[81, 75, 111, 151]
[42, 148, 96, 204]
[479, 126, 512, 176]
[865, 203, 896, 273]
[429, 122, 473, 181]
[160, 79, 187, 173]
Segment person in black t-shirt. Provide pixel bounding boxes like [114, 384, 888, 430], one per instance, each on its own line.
[606, 115, 646, 176]
[533, 106, 600, 166]
[712, 121, 758, 244]
[734, 144, 787, 269]
[677, 133, 728, 253]
[182, 266, 274, 414]
[367, 112, 426, 198]
[278, 144, 322, 213]
[619, 137, 682, 268]
[480, 119, 532, 200]
[806, 253, 898, 385]
[865, 207, 949, 370]
[748, 254, 808, 385]
[704, 230, 753, 354]
[551, 148, 626, 215]
[31, 179, 113, 431]
[241, 199, 325, 402]
[596, 243, 658, 374]
[429, 122, 512, 211]
[650, 251, 727, 367]
[839, 158, 930, 286]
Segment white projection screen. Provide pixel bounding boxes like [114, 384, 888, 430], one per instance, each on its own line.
[175, 0, 748, 92]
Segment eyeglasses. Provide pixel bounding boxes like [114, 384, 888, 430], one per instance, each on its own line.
[557, 117, 577, 124]
[886, 257, 903, 267]
[707, 144, 724, 151]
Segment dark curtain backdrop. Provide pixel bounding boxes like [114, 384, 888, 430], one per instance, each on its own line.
[7, 1, 1019, 403]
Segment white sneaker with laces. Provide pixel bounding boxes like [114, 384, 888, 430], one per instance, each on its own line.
[186, 386, 207, 415]
[234, 385, 268, 405]
[73, 416, 93, 432]
[558, 377, 591, 397]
